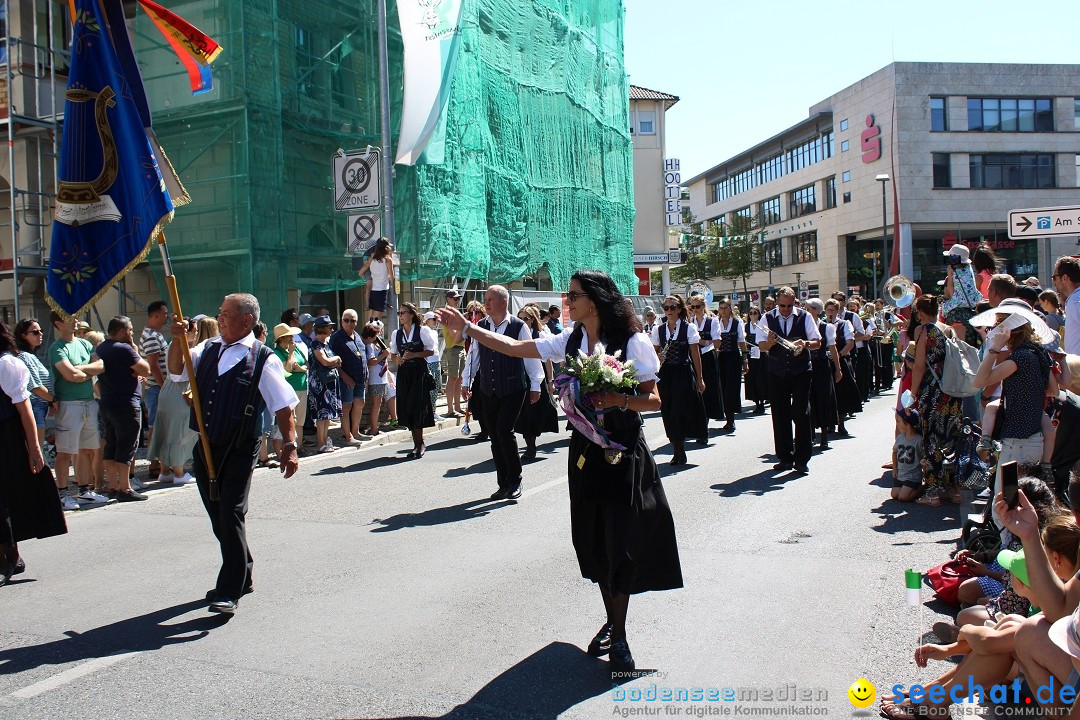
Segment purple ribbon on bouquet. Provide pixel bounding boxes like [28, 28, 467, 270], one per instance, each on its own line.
[553, 373, 627, 451]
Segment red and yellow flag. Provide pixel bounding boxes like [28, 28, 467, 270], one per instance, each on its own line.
[137, 0, 222, 95]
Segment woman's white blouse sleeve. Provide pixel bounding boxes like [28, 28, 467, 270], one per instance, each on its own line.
[0, 354, 31, 403]
[627, 333, 660, 383]
[533, 327, 571, 362]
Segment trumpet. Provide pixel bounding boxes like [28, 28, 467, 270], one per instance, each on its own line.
[756, 320, 803, 356]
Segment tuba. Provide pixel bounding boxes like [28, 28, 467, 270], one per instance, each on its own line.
[884, 275, 916, 309]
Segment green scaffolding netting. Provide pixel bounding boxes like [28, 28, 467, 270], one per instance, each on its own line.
[138, 0, 634, 315]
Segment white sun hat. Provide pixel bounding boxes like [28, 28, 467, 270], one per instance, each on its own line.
[968, 302, 1056, 346]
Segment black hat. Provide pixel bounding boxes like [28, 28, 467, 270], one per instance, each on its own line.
[312, 315, 334, 330]
[445, 289, 462, 299]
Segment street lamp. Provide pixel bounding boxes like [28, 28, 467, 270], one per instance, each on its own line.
[876, 173, 890, 298]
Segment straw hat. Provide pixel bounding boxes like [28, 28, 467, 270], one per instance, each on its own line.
[273, 323, 301, 343]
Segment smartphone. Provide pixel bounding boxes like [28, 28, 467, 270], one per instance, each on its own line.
[1001, 461, 1019, 510]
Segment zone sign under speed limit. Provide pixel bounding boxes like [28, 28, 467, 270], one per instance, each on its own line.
[333, 149, 382, 212]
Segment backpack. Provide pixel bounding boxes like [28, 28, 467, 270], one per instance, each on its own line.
[927, 328, 981, 398]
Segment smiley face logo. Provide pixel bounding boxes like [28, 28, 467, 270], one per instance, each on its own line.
[847, 678, 876, 708]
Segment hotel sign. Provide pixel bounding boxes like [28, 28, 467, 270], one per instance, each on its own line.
[664, 158, 682, 226]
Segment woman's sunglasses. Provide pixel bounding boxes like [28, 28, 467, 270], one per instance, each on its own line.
[662, 304, 678, 311]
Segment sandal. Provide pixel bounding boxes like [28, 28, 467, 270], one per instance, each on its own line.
[945, 487, 963, 504]
[879, 699, 916, 720]
[915, 489, 941, 507]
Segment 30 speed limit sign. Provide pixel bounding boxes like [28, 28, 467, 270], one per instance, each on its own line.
[333, 149, 382, 212]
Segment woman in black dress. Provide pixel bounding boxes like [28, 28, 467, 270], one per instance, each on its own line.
[713, 296, 746, 432]
[435, 270, 682, 674]
[688, 295, 723, 426]
[803, 299, 842, 449]
[514, 305, 559, 459]
[743, 306, 768, 414]
[651, 294, 706, 465]
[825, 299, 860, 433]
[0, 322, 66, 586]
[391, 302, 437, 458]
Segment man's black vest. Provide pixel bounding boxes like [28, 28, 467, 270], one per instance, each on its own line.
[475, 317, 527, 397]
[190, 340, 272, 445]
[765, 309, 812, 377]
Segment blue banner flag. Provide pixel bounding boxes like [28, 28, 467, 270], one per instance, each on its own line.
[47, 0, 184, 319]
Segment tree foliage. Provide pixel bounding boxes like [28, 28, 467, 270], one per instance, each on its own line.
[671, 214, 767, 299]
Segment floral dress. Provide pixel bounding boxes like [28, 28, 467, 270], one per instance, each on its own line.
[307, 340, 341, 421]
[917, 323, 963, 487]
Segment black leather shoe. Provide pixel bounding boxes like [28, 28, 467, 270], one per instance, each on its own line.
[722, 423, 735, 432]
[521, 448, 537, 460]
[208, 598, 237, 615]
[506, 484, 522, 500]
[489, 488, 509, 500]
[608, 637, 635, 673]
[12, 558, 25, 576]
[587, 623, 612, 656]
[670, 452, 687, 466]
[772, 461, 794, 471]
[793, 464, 809, 474]
[475, 433, 489, 442]
[416, 445, 425, 459]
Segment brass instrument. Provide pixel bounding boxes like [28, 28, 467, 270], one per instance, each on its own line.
[884, 275, 916, 309]
[756, 319, 803, 356]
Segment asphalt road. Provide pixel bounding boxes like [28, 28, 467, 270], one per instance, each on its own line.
[0, 388, 962, 719]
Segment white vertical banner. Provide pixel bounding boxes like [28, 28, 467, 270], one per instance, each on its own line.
[664, 158, 681, 226]
[395, 0, 464, 166]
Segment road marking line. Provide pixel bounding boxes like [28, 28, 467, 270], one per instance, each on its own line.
[9, 650, 141, 699]
[522, 474, 568, 498]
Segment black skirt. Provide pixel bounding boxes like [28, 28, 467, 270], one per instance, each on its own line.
[716, 350, 743, 421]
[835, 355, 862, 416]
[745, 356, 769, 402]
[0, 415, 66, 545]
[809, 355, 838, 430]
[657, 362, 707, 441]
[568, 429, 683, 595]
[699, 351, 724, 420]
[514, 389, 559, 437]
[397, 360, 436, 430]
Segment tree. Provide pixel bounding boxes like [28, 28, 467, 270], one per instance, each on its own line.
[715, 214, 768, 301]
[670, 214, 722, 286]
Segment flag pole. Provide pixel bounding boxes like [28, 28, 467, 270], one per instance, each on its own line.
[156, 231, 218, 500]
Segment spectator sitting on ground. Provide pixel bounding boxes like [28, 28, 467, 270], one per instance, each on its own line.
[891, 407, 923, 502]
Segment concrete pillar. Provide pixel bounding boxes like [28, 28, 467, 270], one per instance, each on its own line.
[899, 223, 914, 279]
[661, 265, 671, 296]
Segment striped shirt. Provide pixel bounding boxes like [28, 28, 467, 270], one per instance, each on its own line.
[139, 326, 169, 387]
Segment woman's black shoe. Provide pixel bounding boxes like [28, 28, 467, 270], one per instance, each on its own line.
[670, 452, 687, 466]
[522, 447, 537, 460]
[475, 433, 489, 442]
[608, 637, 635, 673]
[587, 622, 612, 656]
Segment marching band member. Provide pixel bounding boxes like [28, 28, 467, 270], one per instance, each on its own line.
[714, 296, 746, 432]
[651, 295, 706, 466]
[804, 299, 842, 450]
[743, 307, 768, 414]
[825, 299, 859, 434]
[688, 294, 724, 428]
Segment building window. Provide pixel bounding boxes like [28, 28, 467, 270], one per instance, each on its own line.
[933, 153, 951, 188]
[708, 130, 833, 202]
[763, 239, 783, 267]
[967, 98, 1053, 132]
[842, 170, 851, 183]
[794, 232, 818, 264]
[839, 118, 849, 132]
[969, 153, 1055, 189]
[840, 139, 850, 153]
[842, 192, 851, 203]
[734, 205, 753, 223]
[1075, 99, 1080, 129]
[825, 177, 836, 209]
[930, 97, 947, 131]
[1075, 154, 1079, 188]
[759, 196, 781, 226]
[0, 4, 7, 65]
[296, 26, 317, 98]
[638, 110, 655, 135]
[789, 183, 816, 218]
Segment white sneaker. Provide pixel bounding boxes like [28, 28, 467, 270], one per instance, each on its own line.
[60, 495, 80, 512]
[76, 489, 110, 505]
[976, 487, 991, 500]
[173, 473, 195, 485]
[130, 476, 148, 491]
[157, 471, 175, 484]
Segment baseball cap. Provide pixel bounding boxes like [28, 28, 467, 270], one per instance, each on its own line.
[423, 311, 436, 321]
[445, 289, 462, 299]
[299, 313, 315, 327]
[75, 320, 91, 331]
[997, 548, 1029, 587]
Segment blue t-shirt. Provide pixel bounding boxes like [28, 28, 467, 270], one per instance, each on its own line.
[96, 339, 142, 409]
[328, 329, 367, 386]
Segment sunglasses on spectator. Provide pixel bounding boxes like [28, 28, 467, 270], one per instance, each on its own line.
[342, 318, 357, 323]
[689, 304, 703, 309]
[662, 304, 678, 311]
[26, 329, 43, 335]
[565, 291, 588, 301]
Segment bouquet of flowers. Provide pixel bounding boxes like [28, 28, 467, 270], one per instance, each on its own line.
[554, 343, 639, 464]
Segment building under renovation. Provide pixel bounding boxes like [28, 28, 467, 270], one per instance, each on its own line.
[0, 0, 635, 324]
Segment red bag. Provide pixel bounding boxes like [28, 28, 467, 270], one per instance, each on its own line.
[925, 560, 973, 606]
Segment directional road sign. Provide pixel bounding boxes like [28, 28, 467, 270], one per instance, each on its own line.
[333, 149, 382, 212]
[345, 213, 381, 257]
[1008, 205, 1080, 240]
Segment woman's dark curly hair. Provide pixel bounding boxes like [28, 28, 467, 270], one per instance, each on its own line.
[971, 245, 1000, 275]
[572, 270, 642, 350]
[0, 322, 17, 356]
[1019, 473, 1065, 531]
[13, 318, 40, 352]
